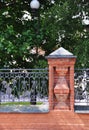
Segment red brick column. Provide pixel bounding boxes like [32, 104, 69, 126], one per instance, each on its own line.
[49, 65, 54, 110]
[69, 63, 75, 111]
[46, 47, 76, 111]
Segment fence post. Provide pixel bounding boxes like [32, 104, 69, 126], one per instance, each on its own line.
[46, 47, 76, 111]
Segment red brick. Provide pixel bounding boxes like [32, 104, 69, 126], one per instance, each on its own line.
[47, 54, 76, 111]
[0, 111, 88, 130]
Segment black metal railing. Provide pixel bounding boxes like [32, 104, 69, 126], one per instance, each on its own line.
[0, 69, 48, 105]
[74, 69, 89, 108]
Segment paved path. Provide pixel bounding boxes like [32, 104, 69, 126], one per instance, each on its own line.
[0, 110, 89, 130]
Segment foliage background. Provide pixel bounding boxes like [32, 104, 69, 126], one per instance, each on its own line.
[0, 0, 89, 68]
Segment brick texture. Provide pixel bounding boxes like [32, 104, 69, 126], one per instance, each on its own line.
[47, 57, 76, 111]
[0, 111, 89, 130]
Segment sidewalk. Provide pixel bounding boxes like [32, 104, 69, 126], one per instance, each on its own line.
[0, 110, 89, 130]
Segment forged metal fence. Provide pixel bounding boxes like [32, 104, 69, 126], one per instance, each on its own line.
[74, 69, 89, 111]
[0, 69, 48, 106]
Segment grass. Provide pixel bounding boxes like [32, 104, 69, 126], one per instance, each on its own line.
[0, 102, 43, 106]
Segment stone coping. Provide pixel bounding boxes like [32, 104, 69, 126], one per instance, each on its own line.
[0, 103, 49, 113]
[46, 55, 77, 59]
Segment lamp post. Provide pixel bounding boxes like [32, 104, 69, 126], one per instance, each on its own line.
[30, 0, 40, 19]
[30, 0, 40, 105]
[30, 0, 40, 56]
[30, 0, 40, 10]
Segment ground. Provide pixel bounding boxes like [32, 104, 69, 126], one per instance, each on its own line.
[0, 110, 89, 130]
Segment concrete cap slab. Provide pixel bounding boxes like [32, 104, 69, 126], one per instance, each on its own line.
[46, 47, 76, 59]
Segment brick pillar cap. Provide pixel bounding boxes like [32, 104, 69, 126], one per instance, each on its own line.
[46, 47, 76, 59]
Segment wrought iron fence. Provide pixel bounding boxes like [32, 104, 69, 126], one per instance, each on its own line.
[74, 69, 89, 107]
[0, 69, 48, 105]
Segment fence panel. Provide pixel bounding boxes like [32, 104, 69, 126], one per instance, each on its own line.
[74, 69, 89, 112]
[0, 69, 48, 112]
